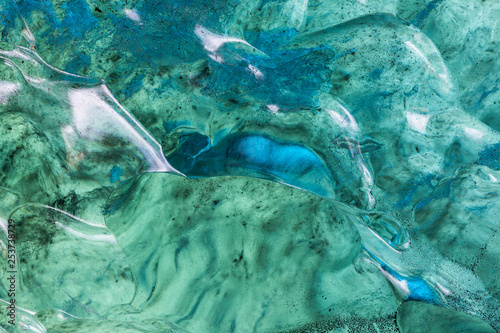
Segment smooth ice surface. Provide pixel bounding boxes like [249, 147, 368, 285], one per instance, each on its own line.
[0, 0, 499, 332]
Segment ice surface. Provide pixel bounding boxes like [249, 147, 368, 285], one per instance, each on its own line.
[0, 0, 499, 332]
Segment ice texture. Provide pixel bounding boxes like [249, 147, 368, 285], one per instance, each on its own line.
[0, 0, 499, 332]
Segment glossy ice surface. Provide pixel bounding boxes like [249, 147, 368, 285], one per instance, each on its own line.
[0, 0, 499, 332]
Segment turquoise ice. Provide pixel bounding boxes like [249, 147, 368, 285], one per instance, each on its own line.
[0, 0, 499, 332]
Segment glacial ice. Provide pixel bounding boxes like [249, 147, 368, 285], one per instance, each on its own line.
[0, 0, 499, 332]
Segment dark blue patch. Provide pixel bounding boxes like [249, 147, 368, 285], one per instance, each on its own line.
[123, 74, 145, 98]
[16, 0, 60, 27]
[474, 86, 499, 109]
[110, 165, 123, 183]
[478, 143, 500, 170]
[17, 0, 97, 44]
[468, 205, 489, 215]
[369, 68, 383, 80]
[405, 84, 420, 96]
[60, 0, 98, 38]
[394, 184, 419, 208]
[395, 175, 435, 209]
[64, 52, 91, 74]
[380, 90, 396, 97]
[411, 0, 444, 27]
[414, 194, 434, 211]
[0, 1, 25, 43]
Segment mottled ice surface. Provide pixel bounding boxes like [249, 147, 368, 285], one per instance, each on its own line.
[0, 0, 499, 332]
